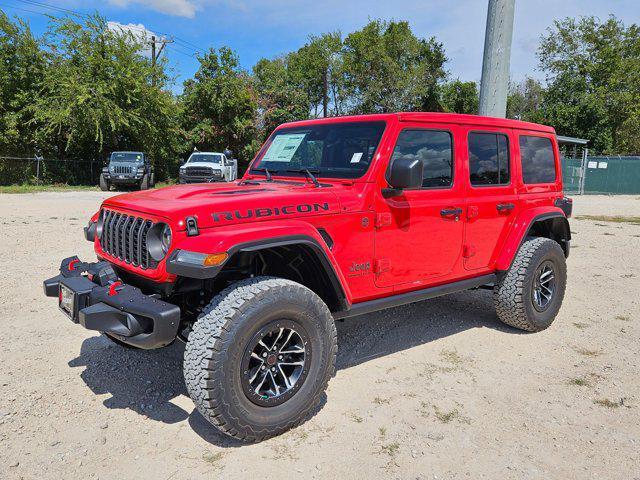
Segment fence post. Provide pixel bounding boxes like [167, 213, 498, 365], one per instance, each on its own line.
[579, 147, 588, 195]
[35, 156, 41, 184]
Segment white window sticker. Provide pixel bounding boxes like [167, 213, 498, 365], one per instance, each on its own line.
[598, 162, 608, 169]
[587, 161, 598, 168]
[262, 134, 307, 162]
[350, 152, 363, 164]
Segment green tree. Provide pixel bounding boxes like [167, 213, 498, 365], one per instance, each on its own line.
[0, 11, 45, 156]
[342, 20, 447, 113]
[253, 56, 309, 138]
[440, 80, 478, 114]
[537, 16, 640, 154]
[506, 77, 545, 122]
[29, 13, 180, 178]
[181, 47, 258, 168]
[288, 32, 346, 116]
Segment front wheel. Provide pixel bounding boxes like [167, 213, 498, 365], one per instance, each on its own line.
[184, 277, 337, 442]
[99, 174, 110, 191]
[140, 174, 149, 190]
[493, 237, 567, 332]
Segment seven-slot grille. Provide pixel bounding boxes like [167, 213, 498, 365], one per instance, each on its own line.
[99, 209, 156, 269]
[185, 166, 215, 177]
[113, 165, 134, 174]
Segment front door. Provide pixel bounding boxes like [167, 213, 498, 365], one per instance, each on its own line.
[462, 128, 519, 271]
[374, 125, 465, 288]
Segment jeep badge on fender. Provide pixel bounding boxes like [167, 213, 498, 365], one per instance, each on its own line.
[44, 112, 570, 442]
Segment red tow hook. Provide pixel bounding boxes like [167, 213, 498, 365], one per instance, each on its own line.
[68, 259, 80, 271]
[108, 281, 123, 296]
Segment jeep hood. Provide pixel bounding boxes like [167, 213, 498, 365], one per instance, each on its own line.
[102, 181, 341, 230]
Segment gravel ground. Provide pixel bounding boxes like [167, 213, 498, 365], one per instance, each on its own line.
[0, 192, 639, 480]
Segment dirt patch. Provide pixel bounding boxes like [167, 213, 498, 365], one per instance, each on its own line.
[0, 192, 639, 479]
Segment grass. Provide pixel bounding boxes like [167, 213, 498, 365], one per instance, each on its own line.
[202, 451, 225, 466]
[594, 398, 623, 409]
[379, 442, 400, 456]
[574, 347, 603, 357]
[347, 412, 364, 423]
[433, 405, 471, 424]
[0, 180, 176, 194]
[575, 215, 640, 225]
[373, 396, 390, 405]
[615, 315, 631, 321]
[573, 322, 590, 330]
[378, 427, 387, 437]
[0, 183, 99, 194]
[568, 377, 591, 387]
[440, 349, 464, 365]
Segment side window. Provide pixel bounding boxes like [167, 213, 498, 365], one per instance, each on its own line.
[519, 135, 556, 184]
[468, 132, 510, 186]
[390, 129, 453, 188]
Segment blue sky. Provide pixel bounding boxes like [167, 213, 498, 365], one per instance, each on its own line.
[3, 0, 640, 93]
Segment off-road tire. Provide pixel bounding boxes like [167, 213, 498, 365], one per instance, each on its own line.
[184, 276, 337, 442]
[140, 174, 149, 190]
[99, 174, 109, 191]
[494, 237, 567, 332]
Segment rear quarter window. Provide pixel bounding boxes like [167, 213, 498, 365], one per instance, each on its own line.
[519, 136, 557, 184]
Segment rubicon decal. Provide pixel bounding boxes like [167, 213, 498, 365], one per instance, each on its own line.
[212, 202, 330, 222]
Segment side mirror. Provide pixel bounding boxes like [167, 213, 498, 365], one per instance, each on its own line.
[180, 158, 185, 165]
[383, 157, 423, 197]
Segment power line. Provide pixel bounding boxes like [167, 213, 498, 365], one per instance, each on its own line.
[15, 0, 85, 16]
[7, 0, 205, 59]
[0, 2, 51, 16]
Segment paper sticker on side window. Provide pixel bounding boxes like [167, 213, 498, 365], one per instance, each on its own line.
[262, 134, 307, 162]
[350, 152, 363, 163]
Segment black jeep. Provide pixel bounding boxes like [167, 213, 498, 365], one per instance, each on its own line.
[100, 151, 154, 191]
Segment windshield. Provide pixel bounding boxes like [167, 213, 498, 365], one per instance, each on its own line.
[110, 152, 143, 163]
[251, 121, 386, 179]
[188, 153, 222, 163]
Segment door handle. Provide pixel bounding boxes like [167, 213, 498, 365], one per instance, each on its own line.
[496, 203, 515, 212]
[440, 207, 463, 218]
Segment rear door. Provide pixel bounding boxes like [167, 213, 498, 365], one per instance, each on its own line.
[463, 128, 520, 271]
[374, 123, 465, 288]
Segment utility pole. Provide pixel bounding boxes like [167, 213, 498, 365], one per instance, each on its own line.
[478, 0, 515, 118]
[150, 35, 173, 86]
[322, 68, 328, 117]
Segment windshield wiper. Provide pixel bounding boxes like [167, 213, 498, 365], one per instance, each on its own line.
[286, 168, 320, 188]
[253, 167, 275, 181]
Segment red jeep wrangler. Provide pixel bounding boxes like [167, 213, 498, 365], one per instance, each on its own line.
[44, 113, 571, 442]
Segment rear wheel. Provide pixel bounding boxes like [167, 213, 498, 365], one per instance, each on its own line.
[184, 277, 337, 442]
[493, 237, 567, 332]
[99, 174, 110, 191]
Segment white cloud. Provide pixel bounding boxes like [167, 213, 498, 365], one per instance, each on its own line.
[107, 0, 198, 18]
[107, 21, 155, 40]
[107, 21, 158, 56]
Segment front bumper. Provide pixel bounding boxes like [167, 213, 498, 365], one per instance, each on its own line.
[103, 172, 143, 184]
[43, 256, 180, 349]
[179, 173, 224, 183]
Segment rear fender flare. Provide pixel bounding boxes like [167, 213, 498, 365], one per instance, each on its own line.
[495, 207, 570, 271]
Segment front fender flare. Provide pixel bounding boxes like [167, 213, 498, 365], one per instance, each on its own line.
[166, 220, 351, 304]
[495, 207, 570, 271]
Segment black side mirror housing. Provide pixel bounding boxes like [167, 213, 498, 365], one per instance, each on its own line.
[383, 157, 423, 197]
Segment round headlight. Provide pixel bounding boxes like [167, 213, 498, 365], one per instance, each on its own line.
[147, 222, 172, 261]
[161, 224, 172, 254]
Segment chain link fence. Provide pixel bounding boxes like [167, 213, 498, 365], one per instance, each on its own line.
[0, 156, 178, 186]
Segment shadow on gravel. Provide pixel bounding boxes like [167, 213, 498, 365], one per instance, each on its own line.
[68, 288, 520, 447]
